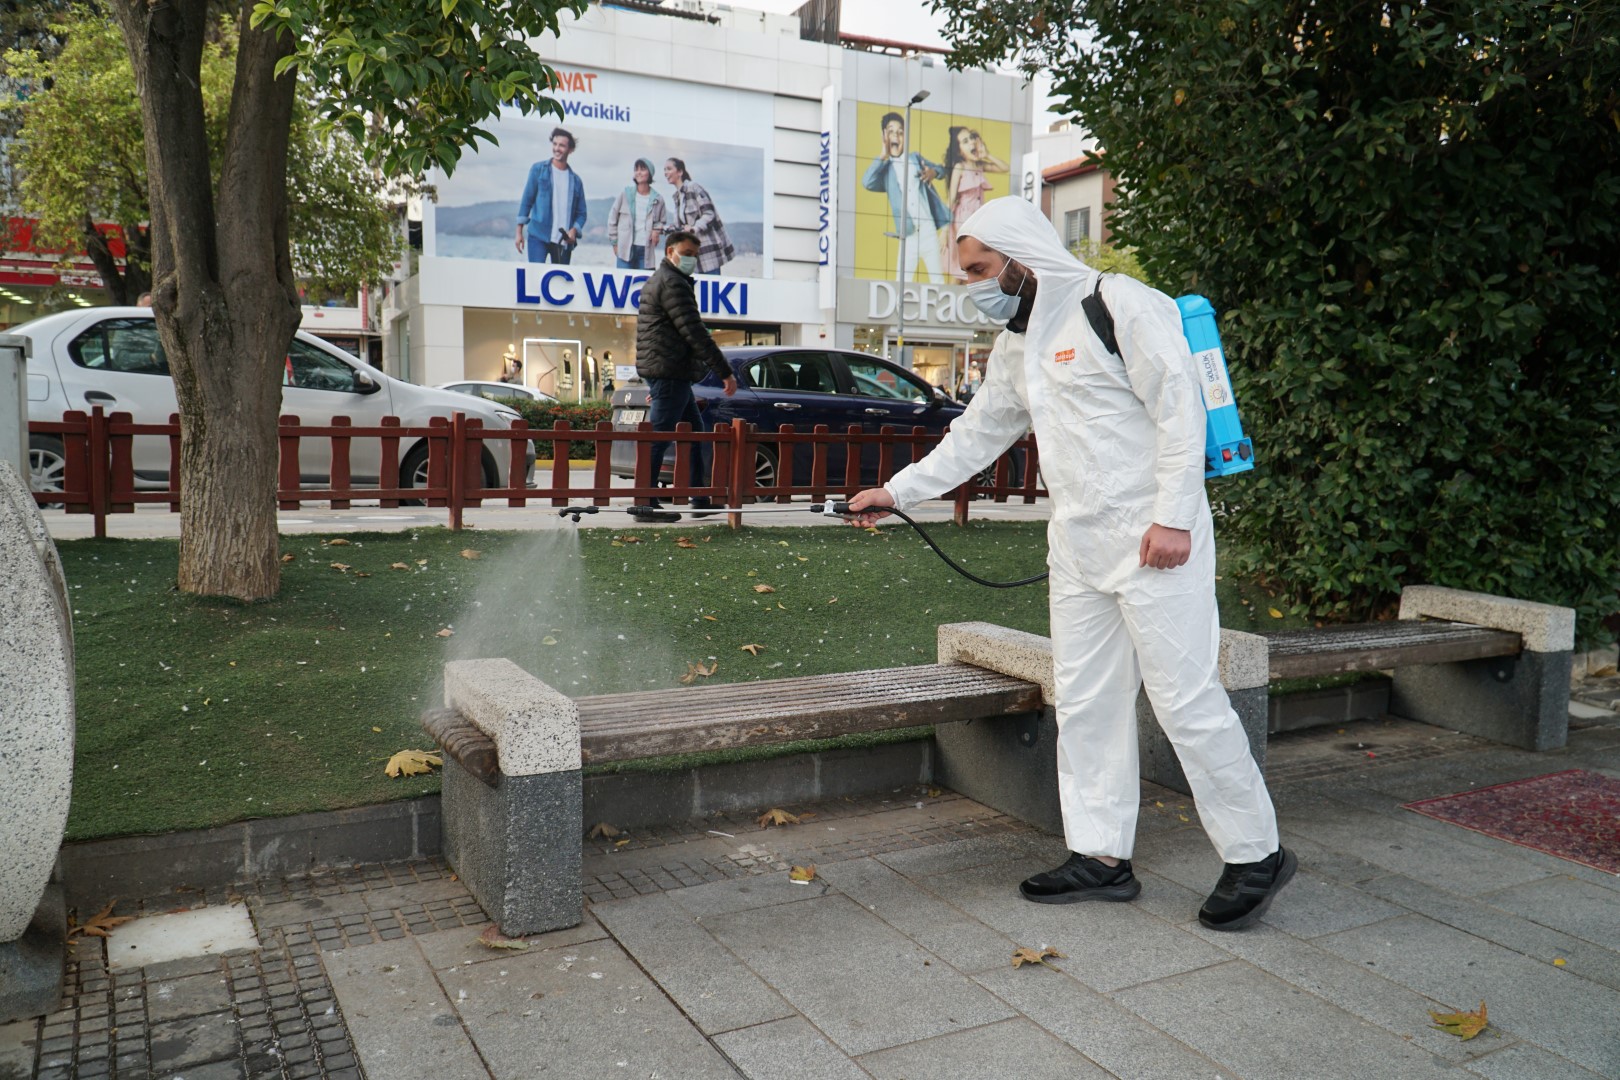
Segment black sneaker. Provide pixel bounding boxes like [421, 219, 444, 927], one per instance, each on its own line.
[1198, 847, 1296, 931]
[1019, 853, 1141, 905]
[688, 497, 719, 519]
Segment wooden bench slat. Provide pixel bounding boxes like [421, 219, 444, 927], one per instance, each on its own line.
[578, 663, 1043, 763]
[421, 706, 499, 786]
[1261, 620, 1520, 680]
[423, 663, 1045, 773]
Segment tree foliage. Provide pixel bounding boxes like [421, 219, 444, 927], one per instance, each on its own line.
[252, 0, 582, 178]
[2, 8, 397, 301]
[935, 0, 1620, 641]
[92, 0, 584, 600]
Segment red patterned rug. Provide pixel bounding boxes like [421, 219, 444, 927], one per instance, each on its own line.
[1403, 770, 1620, 875]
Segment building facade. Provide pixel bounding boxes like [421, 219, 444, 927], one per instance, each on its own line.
[387, 2, 1033, 401]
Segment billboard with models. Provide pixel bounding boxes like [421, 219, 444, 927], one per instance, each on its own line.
[851, 101, 1013, 284]
[427, 69, 772, 276]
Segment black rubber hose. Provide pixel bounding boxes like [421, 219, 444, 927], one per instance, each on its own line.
[876, 505, 1049, 589]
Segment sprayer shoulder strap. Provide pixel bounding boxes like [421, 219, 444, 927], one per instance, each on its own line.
[1081, 274, 1120, 358]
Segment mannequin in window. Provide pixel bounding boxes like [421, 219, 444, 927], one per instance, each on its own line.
[602, 350, 616, 394]
[499, 347, 523, 385]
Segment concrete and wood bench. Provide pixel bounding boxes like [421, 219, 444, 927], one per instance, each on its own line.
[425, 585, 1574, 936]
[424, 659, 1045, 936]
[1257, 585, 1574, 751]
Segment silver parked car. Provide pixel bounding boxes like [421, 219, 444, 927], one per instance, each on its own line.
[19, 308, 534, 495]
[435, 380, 557, 405]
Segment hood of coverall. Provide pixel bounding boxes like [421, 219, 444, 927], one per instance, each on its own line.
[958, 196, 1101, 372]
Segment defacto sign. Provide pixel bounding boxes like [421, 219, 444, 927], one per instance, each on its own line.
[515, 267, 750, 316]
[848, 280, 994, 327]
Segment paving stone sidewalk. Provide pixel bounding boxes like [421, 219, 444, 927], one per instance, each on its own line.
[4, 705, 1619, 1079]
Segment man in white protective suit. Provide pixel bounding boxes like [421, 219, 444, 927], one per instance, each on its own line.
[847, 197, 1295, 931]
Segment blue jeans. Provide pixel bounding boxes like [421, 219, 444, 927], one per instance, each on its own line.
[645, 377, 709, 496]
[616, 245, 646, 269]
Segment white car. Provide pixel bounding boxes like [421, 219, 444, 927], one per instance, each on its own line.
[436, 380, 557, 405]
[19, 308, 534, 495]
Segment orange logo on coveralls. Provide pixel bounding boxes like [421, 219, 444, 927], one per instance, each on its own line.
[1053, 347, 1076, 363]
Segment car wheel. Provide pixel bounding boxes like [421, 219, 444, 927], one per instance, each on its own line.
[753, 445, 778, 490]
[397, 442, 431, 506]
[29, 435, 66, 510]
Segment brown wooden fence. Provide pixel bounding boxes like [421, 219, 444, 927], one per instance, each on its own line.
[31, 408, 1043, 536]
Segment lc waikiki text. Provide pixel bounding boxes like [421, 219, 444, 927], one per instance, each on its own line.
[516, 268, 752, 316]
[544, 69, 631, 123]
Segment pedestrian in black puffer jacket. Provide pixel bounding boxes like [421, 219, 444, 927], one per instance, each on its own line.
[634, 230, 738, 509]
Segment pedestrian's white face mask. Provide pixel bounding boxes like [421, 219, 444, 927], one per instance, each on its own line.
[965, 258, 1028, 322]
[674, 253, 697, 274]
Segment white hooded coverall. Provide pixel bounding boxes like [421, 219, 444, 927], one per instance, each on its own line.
[884, 197, 1278, 864]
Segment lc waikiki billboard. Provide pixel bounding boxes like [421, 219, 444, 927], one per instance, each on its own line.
[851, 101, 1013, 284]
[426, 69, 773, 276]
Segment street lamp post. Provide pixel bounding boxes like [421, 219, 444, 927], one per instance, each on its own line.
[894, 88, 929, 368]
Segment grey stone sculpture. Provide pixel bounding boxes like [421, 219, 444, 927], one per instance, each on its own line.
[0, 458, 75, 1021]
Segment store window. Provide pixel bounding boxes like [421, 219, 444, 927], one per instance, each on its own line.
[710, 324, 781, 347]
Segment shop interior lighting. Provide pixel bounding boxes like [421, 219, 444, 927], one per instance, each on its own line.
[614, 317, 622, 329]
[582, 316, 591, 327]
[568, 315, 576, 327]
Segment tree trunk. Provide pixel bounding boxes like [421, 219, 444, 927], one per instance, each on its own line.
[114, 0, 300, 600]
[81, 218, 150, 305]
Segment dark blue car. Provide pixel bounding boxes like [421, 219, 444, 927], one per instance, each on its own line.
[609, 347, 982, 490]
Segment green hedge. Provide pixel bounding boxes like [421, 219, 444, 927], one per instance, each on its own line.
[507, 400, 614, 460]
[937, 0, 1620, 644]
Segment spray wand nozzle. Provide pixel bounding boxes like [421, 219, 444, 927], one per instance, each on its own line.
[557, 505, 601, 522]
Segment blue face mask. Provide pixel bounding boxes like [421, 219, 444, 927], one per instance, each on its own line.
[966, 262, 1028, 322]
[674, 254, 698, 274]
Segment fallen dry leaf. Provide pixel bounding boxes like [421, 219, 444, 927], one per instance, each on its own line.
[385, 749, 442, 778]
[327, 538, 352, 546]
[827, 597, 838, 605]
[789, 865, 817, 883]
[757, 808, 801, 828]
[1268, 607, 1283, 619]
[614, 838, 631, 848]
[1430, 1002, 1488, 1040]
[390, 562, 409, 571]
[740, 644, 764, 656]
[436, 628, 455, 638]
[416, 559, 428, 566]
[542, 635, 559, 646]
[355, 572, 371, 578]
[460, 549, 481, 560]
[280, 553, 295, 563]
[587, 822, 622, 840]
[753, 584, 776, 594]
[679, 660, 718, 685]
[675, 537, 697, 549]
[615, 535, 642, 544]
[477, 925, 531, 951]
[371, 726, 382, 733]
[69, 899, 134, 940]
[1011, 946, 1066, 969]
[703, 615, 718, 622]
[925, 786, 943, 798]
[329, 562, 351, 572]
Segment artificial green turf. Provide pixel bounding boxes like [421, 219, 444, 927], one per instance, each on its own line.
[59, 520, 1308, 840]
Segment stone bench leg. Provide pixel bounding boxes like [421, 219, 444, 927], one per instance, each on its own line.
[1138, 629, 1269, 796]
[935, 623, 1271, 815]
[442, 660, 582, 936]
[1390, 586, 1574, 752]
